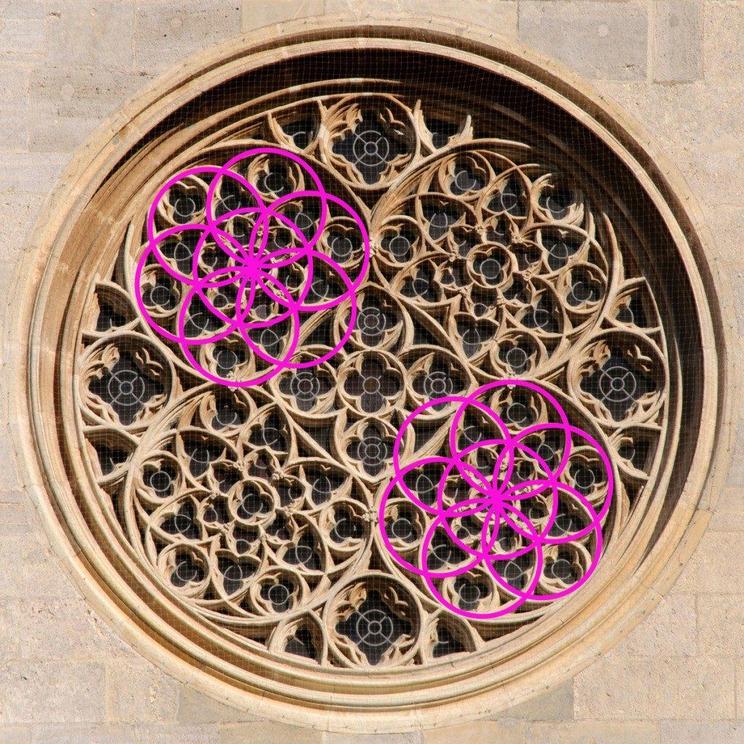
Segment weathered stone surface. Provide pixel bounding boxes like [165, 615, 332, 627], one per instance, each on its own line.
[530, 721, 660, 744]
[220, 721, 323, 743]
[423, 721, 528, 744]
[0, 1, 741, 740]
[0, 1, 45, 61]
[29, 723, 219, 744]
[519, 1, 647, 80]
[0, 535, 73, 599]
[0, 502, 30, 536]
[652, 1, 703, 83]
[574, 655, 735, 719]
[324, 0, 518, 36]
[106, 660, 180, 723]
[660, 721, 744, 744]
[44, 0, 135, 70]
[2, 153, 69, 193]
[0, 727, 30, 744]
[242, 0, 324, 29]
[0, 190, 46, 254]
[327, 735, 422, 744]
[134, 1, 242, 75]
[703, 0, 744, 82]
[0, 661, 106, 723]
[698, 595, 744, 658]
[0, 598, 130, 661]
[177, 687, 256, 724]
[495, 683, 574, 721]
[673, 531, 744, 594]
[618, 593, 697, 657]
[708, 486, 744, 531]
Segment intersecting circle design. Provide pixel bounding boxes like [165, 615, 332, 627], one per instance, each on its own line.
[24, 23, 722, 725]
[379, 380, 615, 619]
[134, 146, 371, 386]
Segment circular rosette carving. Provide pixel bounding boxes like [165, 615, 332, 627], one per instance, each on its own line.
[326, 576, 421, 666]
[569, 332, 667, 425]
[134, 146, 370, 387]
[337, 417, 399, 481]
[378, 380, 615, 619]
[156, 544, 210, 599]
[80, 334, 172, 428]
[272, 353, 336, 417]
[322, 95, 417, 188]
[404, 348, 473, 411]
[335, 284, 411, 352]
[133, 451, 185, 508]
[338, 350, 405, 416]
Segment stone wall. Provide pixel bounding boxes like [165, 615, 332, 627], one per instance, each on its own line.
[0, 1, 742, 742]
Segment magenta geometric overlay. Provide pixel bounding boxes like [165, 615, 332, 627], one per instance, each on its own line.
[378, 380, 614, 619]
[134, 150, 613, 620]
[134, 147, 370, 387]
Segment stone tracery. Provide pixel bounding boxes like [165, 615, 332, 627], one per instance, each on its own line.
[78, 90, 668, 668]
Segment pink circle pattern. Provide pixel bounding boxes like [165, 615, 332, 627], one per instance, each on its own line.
[134, 147, 371, 387]
[379, 380, 614, 619]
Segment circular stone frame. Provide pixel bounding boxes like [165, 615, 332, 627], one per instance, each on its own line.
[13, 18, 727, 733]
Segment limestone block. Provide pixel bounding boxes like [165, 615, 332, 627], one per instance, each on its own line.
[323, 0, 518, 36]
[242, 0, 324, 30]
[0, 534, 73, 599]
[709, 487, 744, 531]
[0, 598, 132, 661]
[660, 721, 744, 744]
[0, 503, 30, 536]
[697, 595, 744, 658]
[133, 1, 242, 75]
[0, 190, 46, 255]
[530, 721, 660, 744]
[29, 723, 219, 744]
[494, 682, 574, 720]
[0, 61, 30, 150]
[0, 727, 30, 744]
[2, 153, 69, 193]
[519, 1, 647, 80]
[618, 593, 697, 657]
[673, 531, 744, 594]
[43, 0, 134, 70]
[704, 0, 744, 82]
[177, 686, 256, 724]
[326, 735, 422, 744]
[219, 721, 323, 743]
[0, 1, 45, 61]
[574, 655, 735, 719]
[0, 426, 22, 492]
[595, 81, 744, 210]
[0, 660, 105, 723]
[652, 1, 703, 83]
[28, 114, 102, 153]
[26, 61, 151, 151]
[106, 659, 180, 723]
[423, 720, 529, 744]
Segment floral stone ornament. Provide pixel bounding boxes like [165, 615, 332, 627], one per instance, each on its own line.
[132, 147, 616, 622]
[379, 379, 614, 619]
[134, 146, 371, 387]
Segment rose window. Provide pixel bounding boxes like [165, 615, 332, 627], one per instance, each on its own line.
[25, 26, 721, 725]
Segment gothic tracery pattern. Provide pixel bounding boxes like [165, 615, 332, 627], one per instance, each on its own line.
[77, 91, 668, 668]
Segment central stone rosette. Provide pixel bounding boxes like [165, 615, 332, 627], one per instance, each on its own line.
[379, 380, 614, 619]
[134, 146, 370, 386]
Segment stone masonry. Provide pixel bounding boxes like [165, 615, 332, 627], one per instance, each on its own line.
[0, 1, 743, 742]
